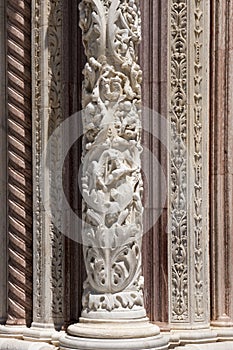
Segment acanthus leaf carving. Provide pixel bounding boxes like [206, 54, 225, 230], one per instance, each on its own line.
[169, 0, 188, 322]
[169, 0, 208, 324]
[79, 0, 145, 316]
[33, 0, 64, 325]
[193, 0, 204, 321]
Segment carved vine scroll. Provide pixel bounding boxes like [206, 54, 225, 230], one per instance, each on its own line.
[79, 0, 146, 317]
[32, 0, 64, 328]
[168, 0, 210, 327]
[169, 0, 188, 322]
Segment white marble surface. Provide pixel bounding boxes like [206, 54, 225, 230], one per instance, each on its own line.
[0, 339, 55, 350]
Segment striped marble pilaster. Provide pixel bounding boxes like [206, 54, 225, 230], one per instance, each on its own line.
[0, 0, 8, 325]
[6, 0, 33, 327]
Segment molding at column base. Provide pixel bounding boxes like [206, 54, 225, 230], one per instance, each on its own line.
[162, 332, 180, 349]
[81, 307, 147, 320]
[68, 317, 161, 339]
[23, 324, 60, 343]
[211, 327, 233, 342]
[156, 323, 171, 332]
[211, 317, 233, 328]
[174, 341, 233, 349]
[51, 330, 66, 347]
[0, 325, 27, 339]
[169, 329, 218, 346]
[59, 333, 170, 350]
[0, 338, 56, 350]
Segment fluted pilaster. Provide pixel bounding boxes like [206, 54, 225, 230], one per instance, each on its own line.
[210, 0, 233, 338]
[140, 0, 169, 326]
[62, 0, 85, 326]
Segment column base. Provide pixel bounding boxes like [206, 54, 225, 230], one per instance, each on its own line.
[60, 334, 169, 350]
[211, 315, 233, 328]
[212, 327, 233, 342]
[23, 323, 59, 343]
[170, 328, 218, 345]
[0, 325, 27, 339]
[59, 317, 169, 350]
[174, 341, 233, 350]
[69, 317, 161, 339]
[0, 338, 56, 350]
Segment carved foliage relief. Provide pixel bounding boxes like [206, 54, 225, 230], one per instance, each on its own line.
[48, 0, 64, 322]
[193, 0, 204, 321]
[33, 0, 43, 321]
[169, 0, 188, 322]
[79, 0, 145, 313]
[169, 0, 205, 323]
[33, 0, 64, 323]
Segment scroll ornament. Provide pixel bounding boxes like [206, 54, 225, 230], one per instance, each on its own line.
[79, 0, 145, 314]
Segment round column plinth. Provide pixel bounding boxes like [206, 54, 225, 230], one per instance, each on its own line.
[23, 323, 59, 343]
[59, 318, 169, 350]
[60, 334, 169, 350]
[0, 325, 27, 339]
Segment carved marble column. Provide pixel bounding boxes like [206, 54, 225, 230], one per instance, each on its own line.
[60, 1, 168, 349]
[23, 0, 65, 342]
[0, 0, 7, 326]
[167, 0, 216, 344]
[210, 0, 233, 341]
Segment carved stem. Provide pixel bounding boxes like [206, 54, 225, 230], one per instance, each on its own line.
[79, 0, 146, 319]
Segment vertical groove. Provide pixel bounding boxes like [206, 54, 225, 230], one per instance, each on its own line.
[6, 0, 32, 326]
[62, 0, 85, 326]
[141, 0, 168, 325]
[210, 0, 233, 325]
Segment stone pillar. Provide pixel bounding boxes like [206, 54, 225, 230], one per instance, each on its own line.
[60, 1, 168, 349]
[210, 0, 233, 341]
[0, 0, 33, 337]
[23, 0, 65, 342]
[0, 0, 7, 326]
[167, 0, 216, 344]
